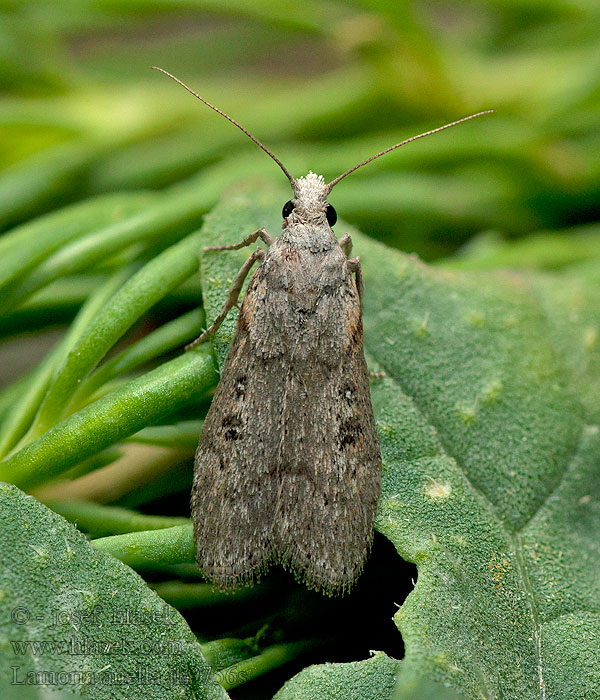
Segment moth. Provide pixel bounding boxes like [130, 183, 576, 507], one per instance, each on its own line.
[155, 67, 492, 595]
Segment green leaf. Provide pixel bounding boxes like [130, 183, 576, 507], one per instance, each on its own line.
[27, 229, 206, 439]
[0, 349, 216, 490]
[149, 581, 263, 611]
[1, 175, 210, 313]
[360, 237, 600, 698]
[217, 640, 317, 691]
[392, 677, 465, 700]
[46, 500, 190, 538]
[70, 308, 205, 412]
[126, 421, 204, 449]
[0, 265, 134, 458]
[93, 524, 195, 570]
[199, 187, 600, 700]
[0, 676, 76, 700]
[274, 651, 399, 700]
[0, 192, 153, 294]
[0, 482, 229, 700]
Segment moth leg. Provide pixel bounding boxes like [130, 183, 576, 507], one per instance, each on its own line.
[339, 233, 353, 257]
[205, 227, 273, 252]
[347, 256, 364, 302]
[186, 247, 265, 350]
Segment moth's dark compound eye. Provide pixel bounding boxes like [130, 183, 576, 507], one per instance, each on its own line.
[282, 200, 294, 218]
[326, 203, 337, 226]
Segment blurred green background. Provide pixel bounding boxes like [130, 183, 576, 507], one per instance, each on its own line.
[2, 0, 599, 258]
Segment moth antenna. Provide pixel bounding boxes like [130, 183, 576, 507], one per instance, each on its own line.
[326, 110, 495, 191]
[153, 66, 295, 187]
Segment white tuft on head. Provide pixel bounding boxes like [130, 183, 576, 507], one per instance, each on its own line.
[291, 172, 329, 218]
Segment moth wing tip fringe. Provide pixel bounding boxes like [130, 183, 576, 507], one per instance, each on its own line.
[196, 555, 274, 592]
[276, 531, 375, 597]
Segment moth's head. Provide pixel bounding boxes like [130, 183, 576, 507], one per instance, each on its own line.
[282, 172, 337, 228]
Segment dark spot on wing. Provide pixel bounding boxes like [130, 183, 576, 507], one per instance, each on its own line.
[235, 375, 246, 398]
[339, 417, 362, 449]
[222, 415, 243, 441]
